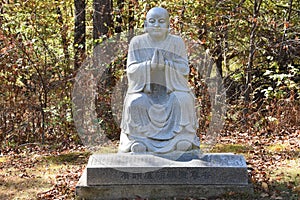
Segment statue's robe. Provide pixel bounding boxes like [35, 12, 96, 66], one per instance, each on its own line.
[119, 33, 200, 153]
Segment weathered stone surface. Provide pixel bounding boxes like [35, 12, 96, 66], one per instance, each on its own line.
[77, 167, 253, 199]
[86, 153, 248, 185]
[76, 153, 253, 199]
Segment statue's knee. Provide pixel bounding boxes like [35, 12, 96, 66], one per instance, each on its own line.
[129, 93, 148, 108]
[131, 142, 147, 153]
[171, 92, 192, 103]
[176, 140, 192, 151]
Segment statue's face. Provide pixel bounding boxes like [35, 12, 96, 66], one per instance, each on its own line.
[145, 8, 169, 41]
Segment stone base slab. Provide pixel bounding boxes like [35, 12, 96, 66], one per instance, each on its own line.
[76, 153, 253, 199]
[86, 153, 249, 185]
[76, 169, 253, 200]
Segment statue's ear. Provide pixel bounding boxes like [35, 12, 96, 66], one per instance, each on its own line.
[144, 20, 148, 32]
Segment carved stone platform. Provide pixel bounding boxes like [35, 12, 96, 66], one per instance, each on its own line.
[76, 153, 253, 199]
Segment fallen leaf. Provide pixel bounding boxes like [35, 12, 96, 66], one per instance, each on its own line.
[262, 181, 269, 192]
[294, 185, 300, 193]
[260, 193, 269, 197]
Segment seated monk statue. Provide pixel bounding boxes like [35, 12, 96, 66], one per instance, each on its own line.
[119, 7, 200, 154]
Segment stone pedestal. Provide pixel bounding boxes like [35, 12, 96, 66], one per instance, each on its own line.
[76, 153, 253, 200]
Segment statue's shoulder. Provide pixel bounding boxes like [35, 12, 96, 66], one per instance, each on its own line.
[169, 34, 185, 46]
[130, 34, 148, 44]
[169, 34, 182, 40]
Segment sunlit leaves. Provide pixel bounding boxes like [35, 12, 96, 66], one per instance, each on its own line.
[0, 0, 299, 148]
[0, 0, 75, 146]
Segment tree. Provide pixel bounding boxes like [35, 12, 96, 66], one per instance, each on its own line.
[74, 0, 86, 70]
[93, 0, 113, 43]
[244, 0, 262, 109]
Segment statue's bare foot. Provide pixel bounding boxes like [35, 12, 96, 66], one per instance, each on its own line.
[131, 142, 147, 153]
[176, 141, 192, 151]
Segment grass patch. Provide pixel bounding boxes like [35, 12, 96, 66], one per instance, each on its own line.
[0, 148, 120, 200]
[0, 156, 6, 162]
[0, 164, 54, 199]
[0, 150, 91, 200]
[211, 143, 253, 153]
[267, 143, 291, 152]
[42, 151, 91, 164]
[270, 159, 300, 185]
[0, 175, 52, 200]
[95, 145, 118, 153]
[41, 145, 117, 166]
[261, 143, 299, 198]
[266, 143, 300, 159]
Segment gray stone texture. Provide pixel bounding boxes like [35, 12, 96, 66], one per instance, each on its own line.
[86, 153, 248, 185]
[76, 153, 253, 199]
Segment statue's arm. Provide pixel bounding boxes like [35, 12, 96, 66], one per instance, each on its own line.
[126, 37, 151, 93]
[167, 37, 189, 76]
[127, 61, 149, 73]
[126, 37, 150, 74]
[167, 59, 189, 76]
[165, 36, 190, 76]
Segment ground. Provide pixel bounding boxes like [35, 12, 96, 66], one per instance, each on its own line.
[0, 130, 299, 200]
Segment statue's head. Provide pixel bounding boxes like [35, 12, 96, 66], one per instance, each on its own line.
[145, 7, 170, 41]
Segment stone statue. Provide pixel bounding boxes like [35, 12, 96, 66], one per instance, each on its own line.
[118, 7, 200, 154]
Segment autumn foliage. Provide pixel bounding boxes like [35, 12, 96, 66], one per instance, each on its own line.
[1, 0, 299, 149]
[0, 0, 299, 198]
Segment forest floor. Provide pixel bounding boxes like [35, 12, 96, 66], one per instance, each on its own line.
[0, 130, 299, 200]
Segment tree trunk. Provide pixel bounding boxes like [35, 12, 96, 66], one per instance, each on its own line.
[213, 20, 224, 79]
[128, 0, 135, 42]
[0, 1, 3, 28]
[74, 0, 86, 71]
[115, 0, 124, 37]
[93, 0, 113, 43]
[244, 0, 261, 109]
[93, 0, 113, 81]
[278, 0, 293, 69]
[56, 4, 70, 65]
[93, 0, 118, 143]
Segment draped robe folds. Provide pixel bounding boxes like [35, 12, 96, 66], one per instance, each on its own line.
[119, 33, 200, 154]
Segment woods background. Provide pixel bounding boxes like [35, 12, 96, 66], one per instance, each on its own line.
[0, 0, 299, 150]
